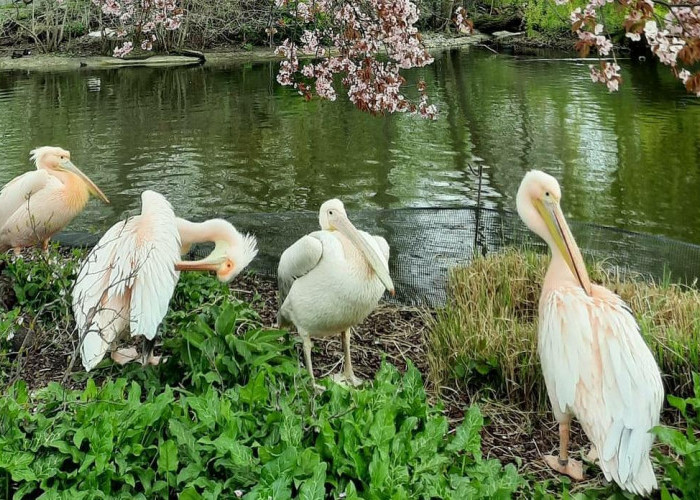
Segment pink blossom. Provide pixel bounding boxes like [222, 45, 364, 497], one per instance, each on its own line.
[275, 0, 437, 117]
[164, 17, 181, 30]
[589, 62, 621, 92]
[113, 41, 133, 57]
[96, 0, 184, 56]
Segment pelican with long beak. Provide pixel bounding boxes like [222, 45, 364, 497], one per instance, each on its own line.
[277, 198, 393, 390]
[517, 170, 663, 495]
[73, 191, 258, 371]
[0, 146, 110, 254]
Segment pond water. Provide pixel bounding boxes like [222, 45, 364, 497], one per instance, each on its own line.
[1, 47, 699, 244]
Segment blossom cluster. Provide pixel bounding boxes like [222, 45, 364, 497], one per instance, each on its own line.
[93, 0, 184, 57]
[274, 0, 439, 118]
[561, 0, 700, 95]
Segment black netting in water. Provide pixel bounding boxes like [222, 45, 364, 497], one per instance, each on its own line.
[55, 207, 700, 308]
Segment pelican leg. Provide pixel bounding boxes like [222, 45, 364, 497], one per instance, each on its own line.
[586, 445, 599, 463]
[333, 328, 362, 387]
[301, 333, 324, 393]
[544, 421, 584, 481]
[12, 247, 21, 256]
[140, 337, 160, 366]
[111, 347, 139, 365]
[42, 239, 49, 253]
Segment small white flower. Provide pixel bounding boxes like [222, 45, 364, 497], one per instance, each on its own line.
[643, 20, 658, 38]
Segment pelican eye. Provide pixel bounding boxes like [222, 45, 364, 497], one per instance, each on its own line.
[545, 191, 550, 197]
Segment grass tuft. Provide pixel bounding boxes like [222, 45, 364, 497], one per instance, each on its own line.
[427, 248, 700, 410]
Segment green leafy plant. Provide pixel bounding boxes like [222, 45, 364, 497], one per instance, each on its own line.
[0, 264, 523, 499]
[0, 245, 84, 322]
[653, 373, 700, 498]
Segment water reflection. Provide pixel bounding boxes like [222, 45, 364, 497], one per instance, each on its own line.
[0, 48, 699, 242]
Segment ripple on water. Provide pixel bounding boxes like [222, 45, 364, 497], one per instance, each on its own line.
[0, 50, 699, 243]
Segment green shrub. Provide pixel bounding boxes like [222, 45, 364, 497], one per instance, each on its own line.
[0, 245, 84, 323]
[0, 265, 523, 498]
[653, 373, 700, 498]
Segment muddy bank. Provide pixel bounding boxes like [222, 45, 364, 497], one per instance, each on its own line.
[0, 31, 500, 72]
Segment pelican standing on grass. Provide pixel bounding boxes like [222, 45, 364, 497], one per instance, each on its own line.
[73, 190, 258, 371]
[0, 147, 110, 254]
[516, 170, 663, 495]
[277, 199, 394, 390]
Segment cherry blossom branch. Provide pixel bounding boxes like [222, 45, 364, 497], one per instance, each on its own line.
[93, 0, 184, 57]
[555, 0, 700, 95]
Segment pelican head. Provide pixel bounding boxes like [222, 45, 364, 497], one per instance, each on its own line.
[30, 146, 110, 204]
[319, 198, 394, 295]
[516, 170, 591, 294]
[175, 219, 258, 282]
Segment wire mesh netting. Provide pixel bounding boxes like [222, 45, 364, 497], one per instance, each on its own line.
[56, 207, 700, 308]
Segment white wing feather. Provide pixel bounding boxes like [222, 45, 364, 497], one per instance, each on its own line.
[73, 191, 181, 370]
[539, 286, 663, 496]
[371, 234, 390, 263]
[0, 170, 50, 230]
[277, 232, 324, 306]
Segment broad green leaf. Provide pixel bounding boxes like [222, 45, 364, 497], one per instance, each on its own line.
[169, 419, 199, 462]
[180, 486, 203, 500]
[178, 462, 204, 485]
[369, 407, 396, 449]
[368, 451, 389, 489]
[298, 462, 327, 500]
[446, 405, 483, 456]
[215, 304, 237, 337]
[654, 427, 689, 454]
[158, 440, 179, 473]
[240, 372, 268, 405]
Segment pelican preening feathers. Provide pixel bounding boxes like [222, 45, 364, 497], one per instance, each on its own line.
[73, 190, 258, 371]
[517, 170, 663, 495]
[0, 147, 109, 254]
[1, 146, 667, 495]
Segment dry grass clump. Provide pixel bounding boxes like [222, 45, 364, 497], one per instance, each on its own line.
[427, 248, 700, 411]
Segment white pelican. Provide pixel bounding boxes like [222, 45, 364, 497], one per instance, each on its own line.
[73, 190, 258, 371]
[0, 147, 110, 254]
[277, 199, 394, 390]
[516, 170, 663, 495]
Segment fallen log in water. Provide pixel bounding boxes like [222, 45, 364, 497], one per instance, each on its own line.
[80, 55, 204, 68]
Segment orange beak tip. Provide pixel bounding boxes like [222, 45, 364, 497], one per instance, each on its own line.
[390, 289, 396, 297]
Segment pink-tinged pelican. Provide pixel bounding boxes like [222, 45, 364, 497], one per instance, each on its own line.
[517, 170, 663, 495]
[0, 147, 110, 254]
[277, 199, 394, 390]
[73, 190, 258, 371]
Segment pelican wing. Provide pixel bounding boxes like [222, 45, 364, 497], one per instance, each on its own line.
[540, 286, 663, 495]
[0, 170, 50, 230]
[277, 232, 324, 305]
[73, 191, 180, 370]
[371, 234, 390, 263]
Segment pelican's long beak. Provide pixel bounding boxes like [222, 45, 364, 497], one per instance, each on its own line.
[174, 256, 226, 273]
[535, 198, 591, 295]
[60, 159, 110, 204]
[333, 214, 395, 296]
